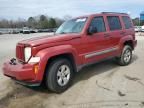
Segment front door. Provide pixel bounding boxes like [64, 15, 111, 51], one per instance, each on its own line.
[83, 16, 111, 63]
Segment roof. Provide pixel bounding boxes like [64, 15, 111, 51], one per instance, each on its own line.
[74, 12, 129, 19]
[101, 12, 128, 15]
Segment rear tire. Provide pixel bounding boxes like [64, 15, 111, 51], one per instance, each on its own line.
[45, 58, 74, 93]
[116, 45, 132, 66]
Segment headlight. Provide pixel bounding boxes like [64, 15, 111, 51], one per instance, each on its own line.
[24, 47, 31, 62]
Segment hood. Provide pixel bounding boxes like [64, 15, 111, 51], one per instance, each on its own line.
[19, 33, 81, 47]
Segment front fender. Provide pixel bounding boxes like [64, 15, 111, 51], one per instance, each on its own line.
[34, 45, 78, 82]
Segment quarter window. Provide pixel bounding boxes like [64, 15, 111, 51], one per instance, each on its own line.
[122, 16, 133, 29]
[89, 16, 106, 33]
[107, 16, 122, 31]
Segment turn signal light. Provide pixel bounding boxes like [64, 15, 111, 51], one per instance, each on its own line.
[34, 64, 39, 74]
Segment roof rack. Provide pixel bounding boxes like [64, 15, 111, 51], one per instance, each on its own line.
[101, 12, 128, 15]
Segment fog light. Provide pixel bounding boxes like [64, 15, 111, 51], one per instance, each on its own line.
[34, 64, 39, 74]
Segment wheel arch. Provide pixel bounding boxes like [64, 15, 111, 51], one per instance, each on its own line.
[123, 40, 134, 50]
[45, 53, 77, 73]
[35, 45, 79, 83]
[119, 35, 134, 51]
[42, 53, 77, 85]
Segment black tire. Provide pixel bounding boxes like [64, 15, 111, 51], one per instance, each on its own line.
[45, 58, 74, 93]
[116, 45, 132, 66]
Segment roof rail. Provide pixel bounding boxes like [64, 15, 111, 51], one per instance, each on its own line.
[101, 12, 128, 15]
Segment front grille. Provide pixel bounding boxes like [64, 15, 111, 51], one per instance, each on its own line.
[16, 44, 24, 61]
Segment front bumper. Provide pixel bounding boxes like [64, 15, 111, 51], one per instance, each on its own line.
[3, 59, 41, 86]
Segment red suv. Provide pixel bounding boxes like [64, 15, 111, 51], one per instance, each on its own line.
[3, 12, 137, 93]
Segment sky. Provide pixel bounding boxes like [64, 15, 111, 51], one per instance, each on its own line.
[0, 0, 143, 20]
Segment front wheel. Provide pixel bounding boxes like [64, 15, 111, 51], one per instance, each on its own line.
[116, 45, 132, 66]
[45, 58, 74, 93]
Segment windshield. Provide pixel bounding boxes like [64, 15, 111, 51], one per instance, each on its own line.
[55, 18, 87, 34]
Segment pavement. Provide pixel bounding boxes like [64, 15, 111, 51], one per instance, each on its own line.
[0, 33, 144, 108]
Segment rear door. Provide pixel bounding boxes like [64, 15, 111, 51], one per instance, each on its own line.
[106, 16, 123, 47]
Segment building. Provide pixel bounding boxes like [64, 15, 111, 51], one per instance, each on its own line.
[140, 12, 144, 25]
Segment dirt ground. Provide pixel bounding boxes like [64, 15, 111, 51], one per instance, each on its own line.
[0, 33, 144, 108]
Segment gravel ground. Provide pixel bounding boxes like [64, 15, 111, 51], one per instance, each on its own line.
[0, 33, 144, 108]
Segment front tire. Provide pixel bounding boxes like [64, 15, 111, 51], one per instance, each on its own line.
[116, 45, 132, 66]
[45, 58, 74, 93]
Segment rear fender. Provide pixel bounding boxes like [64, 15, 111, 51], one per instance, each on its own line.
[118, 35, 133, 54]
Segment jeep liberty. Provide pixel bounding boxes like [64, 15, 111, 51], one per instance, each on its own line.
[3, 12, 137, 93]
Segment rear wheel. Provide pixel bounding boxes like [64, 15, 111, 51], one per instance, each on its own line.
[116, 45, 132, 66]
[45, 58, 74, 93]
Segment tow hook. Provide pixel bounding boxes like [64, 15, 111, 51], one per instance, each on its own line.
[10, 58, 17, 65]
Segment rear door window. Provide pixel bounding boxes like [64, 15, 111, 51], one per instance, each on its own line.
[107, 16, 122, 31]
[122, 16, 133, 29]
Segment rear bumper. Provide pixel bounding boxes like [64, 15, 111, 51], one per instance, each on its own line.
[3, 59, 41, 86]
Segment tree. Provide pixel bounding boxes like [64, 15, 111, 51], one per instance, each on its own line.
[28, 17, 36, 28]
[16, 18, 27, 28]
[39, 15, 49, 29]
[132, 18, 140, 26]
[40, 15, 47, 21]
[55, 18, 64, 27]
[0, 14, 68, 29]
[48, 18, 57, 28]
[0, 19, 10, 28]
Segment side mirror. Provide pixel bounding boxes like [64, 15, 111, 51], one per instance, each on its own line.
[87, 26, 97, 35]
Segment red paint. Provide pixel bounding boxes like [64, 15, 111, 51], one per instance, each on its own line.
[3, 13, 137, 85]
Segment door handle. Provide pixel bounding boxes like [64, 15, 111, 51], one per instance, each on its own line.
[104, 33, 110, 37]
[120, 32, 126, 35]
